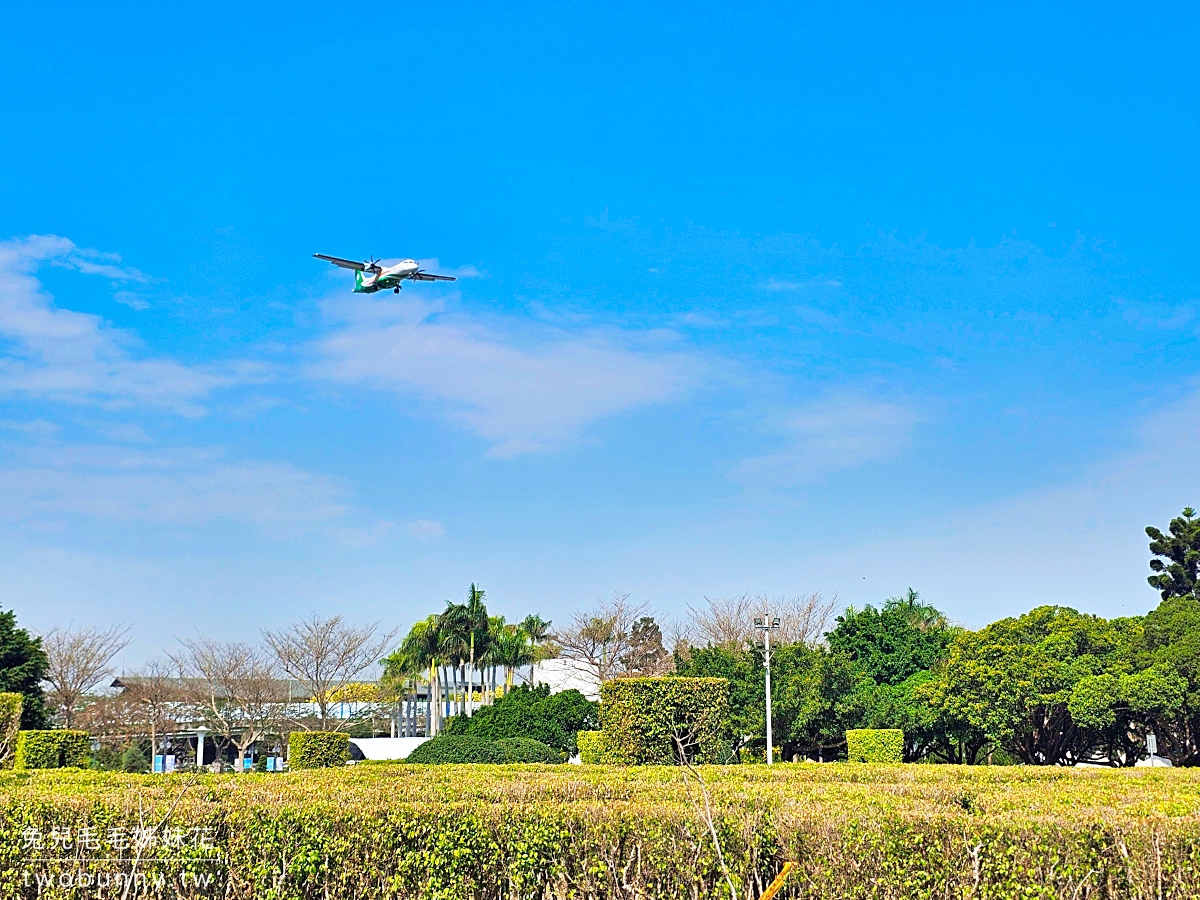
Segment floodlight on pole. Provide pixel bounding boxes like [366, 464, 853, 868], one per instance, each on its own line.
[754, 615, 781, 765]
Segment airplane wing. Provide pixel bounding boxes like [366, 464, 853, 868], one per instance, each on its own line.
[410, 272, 457, 282]
[313, 253, 367, 271]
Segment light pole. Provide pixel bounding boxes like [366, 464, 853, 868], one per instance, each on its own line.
[195, 725, 208, 771]
[754, 616, 781, 765]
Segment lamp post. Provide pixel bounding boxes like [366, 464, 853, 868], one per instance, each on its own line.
[754, 616, 781, 765]
[195, 725, 208, 771]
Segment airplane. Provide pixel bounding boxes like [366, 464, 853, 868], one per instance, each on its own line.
[313, 253, 457, 293]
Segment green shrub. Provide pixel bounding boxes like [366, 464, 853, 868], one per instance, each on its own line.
[0, 692, 21, 767]
[845, 728, 904, 763]
[443, 685, 597, 756]
[120, 744, 149, 773]
[14, 729, 90, 769]
[599, 677, 732, 764]
[405, 735, 563, 764]
[494, 737, 565, 763]
[288, 731, 350, 769]
[406, 736, 505, 764]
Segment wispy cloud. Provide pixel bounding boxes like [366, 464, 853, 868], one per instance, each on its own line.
[0, 235, 258, 415]
[416, 258, 484, 280]
[733, 392, 921, 486]
[0, 443, 350, 534]
[310, 297, 700, 456]
[808, 386, 1200, 624]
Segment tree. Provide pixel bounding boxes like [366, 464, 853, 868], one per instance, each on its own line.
[827, 589, 955, 685]
[553, 593, 661, 685]
[927, 606, 1133, 765]
[42, 624, 130, 728]
[386, 616, 444, 735]
[115, 657, 180, 756]
[1128, 594, 1200, 765]
[622, 617, 671, 676]
[0, 608, 50, 729]
[518, 614, 552, 684]
[177, 637, 287, 771]
[1147, 508, 1200, 600]
[489, 624, 536, 690]
[685, 593, 835, 651]
[263, 614, 395, 731]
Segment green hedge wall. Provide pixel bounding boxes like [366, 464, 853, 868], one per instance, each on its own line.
[0, 693, 21, 767]
[287, 732, 350, 769]
[3, 765, 1200, 899]
[14, 730, 90, 769]
[599, 677, 732, 764]
[845, 728, 904, 763]
[405, 735, 564, 764]
[576, 730, 630, 764]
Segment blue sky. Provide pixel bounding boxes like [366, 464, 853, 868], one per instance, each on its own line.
[2, 2, 1198, 660]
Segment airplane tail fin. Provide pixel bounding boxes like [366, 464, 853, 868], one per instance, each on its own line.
[354, 270, 364, 291]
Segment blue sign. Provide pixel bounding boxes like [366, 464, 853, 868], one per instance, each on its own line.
[266, 757, 275, 771]
[153, 755, 164, 773]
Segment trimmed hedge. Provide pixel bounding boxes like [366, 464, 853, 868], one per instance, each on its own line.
[287, 731, 350, 769]
[5, 765, 1200, 899]
[599, 677, 732, 764]
[14, 729, 89, 769]
[576, 730, 629, 764]
[0, 693, 20, 767]
[405, 735, 564, 764]
[846, 728, 904, 763]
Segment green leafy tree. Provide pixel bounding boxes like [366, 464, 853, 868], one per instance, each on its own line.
[1147, 508, 1200, 600]
[0, 608, 50, 729]
[826, 589, 955, 685]
[1129, 594, 1200, 765]
[927, 606, 1134, 765]
[825, 590, 962, 761]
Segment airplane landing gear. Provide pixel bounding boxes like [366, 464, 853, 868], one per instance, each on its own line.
[394, 287, 399, 293]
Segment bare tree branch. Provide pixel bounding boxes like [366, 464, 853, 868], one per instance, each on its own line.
[42, 624, 131, 728]
[552, 593, 671, 685]
[262, 613, 396, 731]
[175, 637, 287, 770]
[685, 592, 836, 650]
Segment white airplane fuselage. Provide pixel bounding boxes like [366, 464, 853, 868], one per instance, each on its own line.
[354, 259, 421, 293]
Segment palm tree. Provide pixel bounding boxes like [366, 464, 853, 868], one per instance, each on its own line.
[519, 614, 552, 685]
[390, 616, 442, 735]
[437, 601, 472, 717]
[464, 584, 490, 708]
[493, 624, 536, 690]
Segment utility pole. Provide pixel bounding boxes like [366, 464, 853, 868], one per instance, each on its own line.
[754, 616, 781, 764]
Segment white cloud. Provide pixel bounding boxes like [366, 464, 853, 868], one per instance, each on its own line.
[0, 444, 350, 534]
[310, 298, 699, 456]
[733, 392, 921, 485]
[416, 259, 484, 280]
[0, 235, 252, 414]
[405, 519, 445, 539]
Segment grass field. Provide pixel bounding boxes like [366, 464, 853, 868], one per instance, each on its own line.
[1, 762, 1199, 899]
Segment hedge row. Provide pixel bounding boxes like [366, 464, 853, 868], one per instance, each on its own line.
[599, 677, 732, 764]
[3, 764, 1200, 899]
[845, 729, 904, 763]
[287, 731, 349, 769]
[14, 730, 89, 769]
[576, 730, 628, 764]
